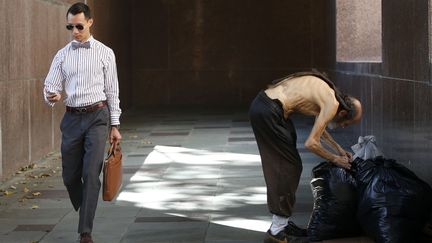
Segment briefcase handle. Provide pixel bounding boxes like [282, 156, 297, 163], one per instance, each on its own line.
[107, 142, 121, 158]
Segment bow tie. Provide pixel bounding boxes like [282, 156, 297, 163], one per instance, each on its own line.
[71, 41, 91, 50]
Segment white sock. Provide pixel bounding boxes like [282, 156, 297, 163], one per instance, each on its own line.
[270, 214, 289, 235]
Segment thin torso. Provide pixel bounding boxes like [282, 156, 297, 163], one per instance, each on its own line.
[263, 75, 354, 167]
[264, 75, 338, 119]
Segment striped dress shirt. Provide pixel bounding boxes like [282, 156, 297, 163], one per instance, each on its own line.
[44, 36, 121, 125]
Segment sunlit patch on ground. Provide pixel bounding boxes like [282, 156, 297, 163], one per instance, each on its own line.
[117, 145, 269, 232]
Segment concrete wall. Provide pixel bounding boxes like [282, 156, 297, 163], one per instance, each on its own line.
[129, 0, 316, 107]
[0, 0, 77, 179]
[316, 0, 432, 185]
[91, 0, 132, 110]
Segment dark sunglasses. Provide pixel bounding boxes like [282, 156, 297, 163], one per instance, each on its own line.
[66, 24, 84, 31]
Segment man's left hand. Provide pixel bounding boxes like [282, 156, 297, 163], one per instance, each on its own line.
[340, 150, 353, 162]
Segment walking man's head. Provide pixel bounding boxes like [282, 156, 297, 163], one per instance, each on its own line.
[66, 3, 93, 43]
[328, 96, 362, 129]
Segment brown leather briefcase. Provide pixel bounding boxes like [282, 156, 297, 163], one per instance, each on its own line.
[103, 142, 123, 201]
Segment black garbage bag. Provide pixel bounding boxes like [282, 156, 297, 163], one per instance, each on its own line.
[353, 157, 432, 243]
[423, 214, 432, 241]
[307, 162, 362, 241]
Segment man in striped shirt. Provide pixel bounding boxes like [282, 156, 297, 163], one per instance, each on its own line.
[43, 3, 121, 243]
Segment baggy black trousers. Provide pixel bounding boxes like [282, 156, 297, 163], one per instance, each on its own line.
[60, 106, 109, 233]
[249, 91, 302, 217]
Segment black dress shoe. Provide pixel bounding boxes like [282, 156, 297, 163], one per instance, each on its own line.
[264, 230, 288, 243]
[80, 232, 94, 243]
[284, 221, 308, 237]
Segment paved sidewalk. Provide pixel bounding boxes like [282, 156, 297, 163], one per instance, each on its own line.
[0, 108, 373, 243]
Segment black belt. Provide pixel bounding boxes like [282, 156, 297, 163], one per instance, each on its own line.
[66, 101, 107, 113]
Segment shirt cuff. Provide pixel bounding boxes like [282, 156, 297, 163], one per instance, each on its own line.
[110, 114, 120, 126]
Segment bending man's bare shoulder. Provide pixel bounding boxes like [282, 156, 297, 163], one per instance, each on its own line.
[265, 75, 337, 116]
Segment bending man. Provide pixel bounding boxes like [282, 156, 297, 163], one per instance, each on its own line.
[249, 71, 362, 243]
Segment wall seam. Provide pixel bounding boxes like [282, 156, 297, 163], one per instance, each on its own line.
[334, 70, 430, 84]
[0, 113, 2, 177]
[429, 0, 432, 86]
[36, 0, 73, 7]
[28, 81, 32, 164]
[51, 108, 55, 151]
[310, 0, 314, 68]
[0, 77, 47, 83]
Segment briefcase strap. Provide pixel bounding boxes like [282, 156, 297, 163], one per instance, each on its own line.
[107, 142, 121, 157]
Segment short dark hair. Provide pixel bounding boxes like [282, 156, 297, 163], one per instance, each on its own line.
[66, 2, 92, 19]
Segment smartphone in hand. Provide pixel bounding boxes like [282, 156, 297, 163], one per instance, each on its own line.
[47, 92, 59, 102]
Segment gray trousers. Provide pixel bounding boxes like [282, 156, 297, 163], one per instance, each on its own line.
[60, 106, 109, 233]
[249, 91, 303, 217]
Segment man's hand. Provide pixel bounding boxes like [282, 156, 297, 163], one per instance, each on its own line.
[339, 149, 353, 162]
[47, 92, 61, 102]
[109, 127, 122, 144]
[332, 155, 351, 169]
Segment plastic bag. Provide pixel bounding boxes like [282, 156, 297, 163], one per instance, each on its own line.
[307, 162, 362, 241]
[353, 157, 432, 243]
[351, 135, 383, 160]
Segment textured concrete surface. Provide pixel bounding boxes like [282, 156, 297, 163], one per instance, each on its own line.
[0, 108, 385, 243]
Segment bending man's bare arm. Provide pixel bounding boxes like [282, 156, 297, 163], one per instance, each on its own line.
[304, 102, 352, 169]
[322, 130, 352, 160]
